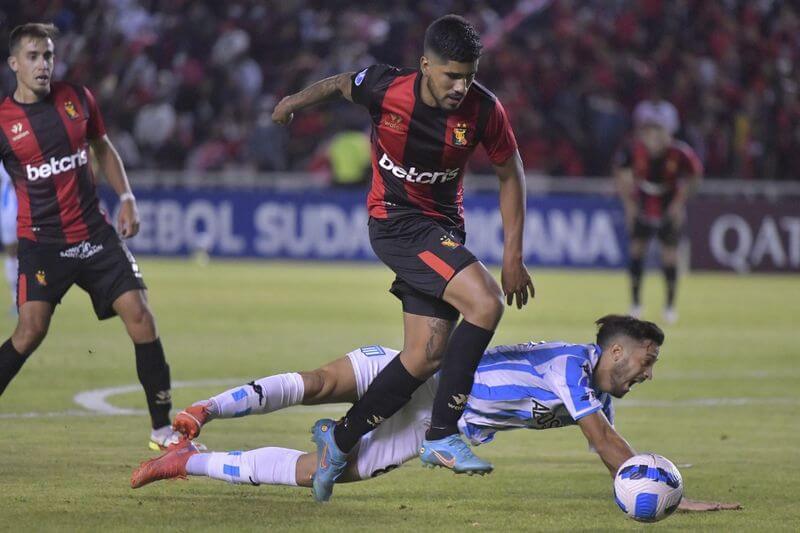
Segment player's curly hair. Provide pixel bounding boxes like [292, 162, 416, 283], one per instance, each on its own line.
[9, 23, 58, 54]
[595, 315, 665, 348]
[424, 14, 482, 63]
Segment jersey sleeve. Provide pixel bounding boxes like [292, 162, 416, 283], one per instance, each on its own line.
[350, 64, 397, 113]
[481, 99, 518, 165]
[545, 356, 604, 421]
[83, 86, 107, 140]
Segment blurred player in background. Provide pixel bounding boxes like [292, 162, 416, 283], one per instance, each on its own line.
[0, 161, 18, 315]
[271, 14, 534, 500]
[614, 99, 703, 324]
[0, 23, 183, 450]
[131, 315, 740, 513]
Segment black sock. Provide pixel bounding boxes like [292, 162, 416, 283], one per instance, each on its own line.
[333, 355, 423, 453]
[664, 265, 678, 308]
[135, 338, 172, 429]
[0, 338, 29, 396]
[426, 320, 494, 441]
[629, 258, 644, 306]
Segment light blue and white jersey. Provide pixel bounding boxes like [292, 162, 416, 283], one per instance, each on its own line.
[457, 341, 615, 445]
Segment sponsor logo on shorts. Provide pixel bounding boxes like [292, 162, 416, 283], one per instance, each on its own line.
[25, 148, 88, 181]
[35, 270, 47, 286]
[452, 122, 469, 146]
[59, 241, 104, 259]
[354, 68, 368, 86]
[378, 153, 459, 185]
[64, 100, 80, 120]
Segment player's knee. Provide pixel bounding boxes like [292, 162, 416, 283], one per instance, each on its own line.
[462, 289, 504, 329]
[125, 305, 157, 338]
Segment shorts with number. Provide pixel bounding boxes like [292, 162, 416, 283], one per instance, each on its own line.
[17, 226, 146, 319]
[368, 215, 478, 321]
[346, 346, 439, 480]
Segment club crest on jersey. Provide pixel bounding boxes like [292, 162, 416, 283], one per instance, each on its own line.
[381, 112, 403, 130]
[64, 100, 80, 120]
[440, 235, 461, 249]
[452, 122, 469, 146]
[35, 270, 47, 286]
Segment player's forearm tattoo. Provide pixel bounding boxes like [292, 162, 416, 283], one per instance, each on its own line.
[425, 318, 453, 363]
[287, 74, 348, 110]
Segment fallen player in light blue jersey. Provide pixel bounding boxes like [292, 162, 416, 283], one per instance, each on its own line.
[131, 315, 739, 512]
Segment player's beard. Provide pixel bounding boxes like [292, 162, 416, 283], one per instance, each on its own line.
[609, 359, 634, 398]
[427, 77, 458, 111]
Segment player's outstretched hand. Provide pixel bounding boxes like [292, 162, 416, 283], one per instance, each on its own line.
[677, 498, 742, 512]
[501, 260, 534, 309]
[118, 197, 140, 239]
[272, 97, 294, 125]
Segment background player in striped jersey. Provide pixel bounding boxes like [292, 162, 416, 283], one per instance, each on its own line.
[271, 14, 534, 500]
[0, 23, 184, 450]
[614, 99, 703, 324]
[0, 161, 18, 316]
[131, 315, 739, 512]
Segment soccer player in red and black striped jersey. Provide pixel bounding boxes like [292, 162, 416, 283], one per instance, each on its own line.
[272, 14, 534, 501]
[0, 23, 183, 450]
[614, 100, 703, 325]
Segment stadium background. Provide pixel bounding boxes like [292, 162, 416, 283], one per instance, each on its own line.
[3, 0, 798, 273]
[0, 1, 798, 531]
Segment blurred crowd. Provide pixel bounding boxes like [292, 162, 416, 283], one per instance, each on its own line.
[1, 0, 798, 180]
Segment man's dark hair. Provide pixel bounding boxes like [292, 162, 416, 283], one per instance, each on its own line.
[423, 14, 482, 63]
[9, 23, 58, 55]
[595, 315, 665, 348]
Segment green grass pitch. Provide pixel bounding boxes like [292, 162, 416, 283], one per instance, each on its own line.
[0, 259, 798, 531]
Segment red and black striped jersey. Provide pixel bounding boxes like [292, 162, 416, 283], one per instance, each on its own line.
[351, 64, 517, 228]
[0, 82, 112, 245]
[614, 139, 703, 220]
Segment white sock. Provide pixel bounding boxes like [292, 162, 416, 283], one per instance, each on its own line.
[186, 448, 303, 486]
[207, 373, 304, 418]
[4, 255, 16, 304]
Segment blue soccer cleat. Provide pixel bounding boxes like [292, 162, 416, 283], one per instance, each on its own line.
[419, 434, 494, 475]
[310, 418, 348, 502]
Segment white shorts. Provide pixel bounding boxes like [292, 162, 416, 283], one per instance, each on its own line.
[0, 164, 17, 246]
[346, 346, 438, 480]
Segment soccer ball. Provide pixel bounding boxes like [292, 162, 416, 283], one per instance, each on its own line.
[613, 453, 683, 522]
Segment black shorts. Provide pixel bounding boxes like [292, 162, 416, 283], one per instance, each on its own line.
[632, 216, 681, 247]
[17, 227, 146, 320]
[369, 215, 478, 321]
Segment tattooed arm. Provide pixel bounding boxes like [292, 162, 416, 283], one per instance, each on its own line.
[272, 73, 355, 125]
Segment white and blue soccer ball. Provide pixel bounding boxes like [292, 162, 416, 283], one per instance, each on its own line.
[613, 453, 683, 522]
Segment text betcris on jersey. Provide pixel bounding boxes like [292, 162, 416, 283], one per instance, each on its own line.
[25, 148, 88, 181]
[378, 153, 459, 184]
